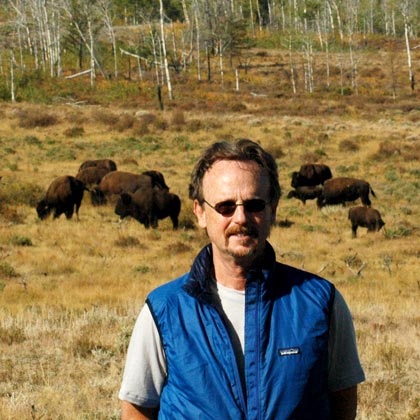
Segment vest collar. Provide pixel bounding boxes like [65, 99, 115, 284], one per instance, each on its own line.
[182, 242, 276, 304]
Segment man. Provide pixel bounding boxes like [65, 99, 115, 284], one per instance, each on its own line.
[119, 139, 365, 419]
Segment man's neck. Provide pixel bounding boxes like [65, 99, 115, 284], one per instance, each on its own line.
[213, 256, 254, 291]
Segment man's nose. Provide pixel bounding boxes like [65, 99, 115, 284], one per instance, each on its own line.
[231, 204, 247, 224]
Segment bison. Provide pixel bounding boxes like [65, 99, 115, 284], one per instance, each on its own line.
[317, 177, 376, 208]
[78, 158, 117, 172]
[115, 187, 181, 229]
[90, 170, 169, 205]
[36, 175, 87, 220]
[348, 206, 385, 238]
[141, 170, 170, 191]
[287, 185, 323, 205]
[291, 163, 332, 188]
[76, 166, 111, 188]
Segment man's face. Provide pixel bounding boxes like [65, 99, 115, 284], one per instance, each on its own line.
[194, 160, 277, 266]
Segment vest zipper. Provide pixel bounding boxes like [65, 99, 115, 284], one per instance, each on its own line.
[210, 302, 248, 415]
[255, 277, 261, 420]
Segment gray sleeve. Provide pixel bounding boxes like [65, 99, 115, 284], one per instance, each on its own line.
[328, 289, 365, 392]
[118, 304, 167, 407]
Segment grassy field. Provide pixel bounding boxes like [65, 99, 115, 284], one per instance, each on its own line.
[1, 47, 420, 419]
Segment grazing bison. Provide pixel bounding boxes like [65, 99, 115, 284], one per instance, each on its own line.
[90, 171, 152, 205]
[115, 187, 181, 229]
[291, 163, 332, 188]
[287, 185, 323, 205]
[78, 158, 117, 172]
[141, 170, 170, 190]
[36, 176, 87, 220]
[90, 170, 169, 205]
[348, 206, 385, 238]
[76, 166, 111, 188]
[317, 177, 376, 208]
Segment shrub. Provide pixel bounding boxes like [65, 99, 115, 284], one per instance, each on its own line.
[115, 114, 136, 132]
[24, 135, 42, 146]
[230, 102, 247, 112]
[91, 109, 119, 126]
[0, 261, 18, 278]
[171, 110, 186, 127]
[9, 235, 33, 246]
[384, 225, 413, 239]
[339, 139, 360, 152]
[72, 332, 110, 358]
[164, 241, 193, 254]
[63, 126, 85, 137]
[134, 265, 151, 274]
[371, 142, 400, 160]
[17, 109, 58, 128]
[0, 204, 26, 224]
[186, 119, 203, 132]
[45, 146, 77, 161]
[0, 180, 44, 206]
[174, 135, 193, 151]
[0, 325, 26, 345]
[114, 236, 141, 247]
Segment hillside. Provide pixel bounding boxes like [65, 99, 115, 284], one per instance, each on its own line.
[0, 45, 420, 419]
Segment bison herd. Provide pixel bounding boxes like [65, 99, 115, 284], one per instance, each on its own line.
[35, 159, 384, 238]
[36, 159, 181, 230]
[287, 163, 385, 238]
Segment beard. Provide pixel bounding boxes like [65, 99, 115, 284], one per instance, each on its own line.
[223, 225, 265, 260]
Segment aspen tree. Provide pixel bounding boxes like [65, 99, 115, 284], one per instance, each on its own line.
[99, 0, 118, 79]
[401, 1, 415, 91]
[159, 0, 173, 100]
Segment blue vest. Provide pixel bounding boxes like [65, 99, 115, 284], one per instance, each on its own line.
[147, 244, 335, 420]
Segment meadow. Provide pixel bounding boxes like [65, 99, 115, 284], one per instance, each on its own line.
[1, 46, 420, 419]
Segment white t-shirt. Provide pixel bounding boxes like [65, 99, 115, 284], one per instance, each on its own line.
[119, 284, 365, 407]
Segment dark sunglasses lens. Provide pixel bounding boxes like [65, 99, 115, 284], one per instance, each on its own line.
[214, 201, 236, 216]
[244, 199, 266, 212]
[214, 199, 266, 215]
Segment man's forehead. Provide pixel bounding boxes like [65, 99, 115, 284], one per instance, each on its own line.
[205, 159, 262, 176]
[202, 160, 270, 193]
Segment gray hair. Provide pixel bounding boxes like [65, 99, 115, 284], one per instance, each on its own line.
[189, 139, 281, 205]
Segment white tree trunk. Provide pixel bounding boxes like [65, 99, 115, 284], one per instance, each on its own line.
[289, 36, 297, 95]
[100, 0, 118, 78]
[219, 40, 224, 90]
[10, 52, 16, 103]
[87, 18, 96, 87]
[402, 7, 414, 90]
[249, 0, 255, 37]
[180, 0, 190, 26]
[330, 0, 344, 43]
[195, 11, 201, 81]
[160, 0, 173, 100]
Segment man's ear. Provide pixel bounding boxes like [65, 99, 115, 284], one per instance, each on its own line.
[193, 199, 207, 228]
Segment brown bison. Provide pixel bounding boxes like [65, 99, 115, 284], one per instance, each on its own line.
[76, 166, 111, 188]
[36, 176, 87, 220]
[348, 206, 385, 238]
[317, 177, 376, 208]
[90, 170, 169, 205]
[78, 158, 117, 172]
[115, 187, 181, 229]
[291, 163, 332, 188]
[287, 185, 323, 205]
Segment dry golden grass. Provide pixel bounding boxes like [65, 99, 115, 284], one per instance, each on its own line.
[1, 59, 420, 419]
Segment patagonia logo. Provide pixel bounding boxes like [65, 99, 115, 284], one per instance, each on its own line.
[278, 347, 301, 356]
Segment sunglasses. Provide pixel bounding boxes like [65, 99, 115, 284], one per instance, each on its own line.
[203, 199, 268, 216]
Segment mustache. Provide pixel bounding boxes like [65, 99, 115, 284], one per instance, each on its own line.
[226, 225, 258, 238]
